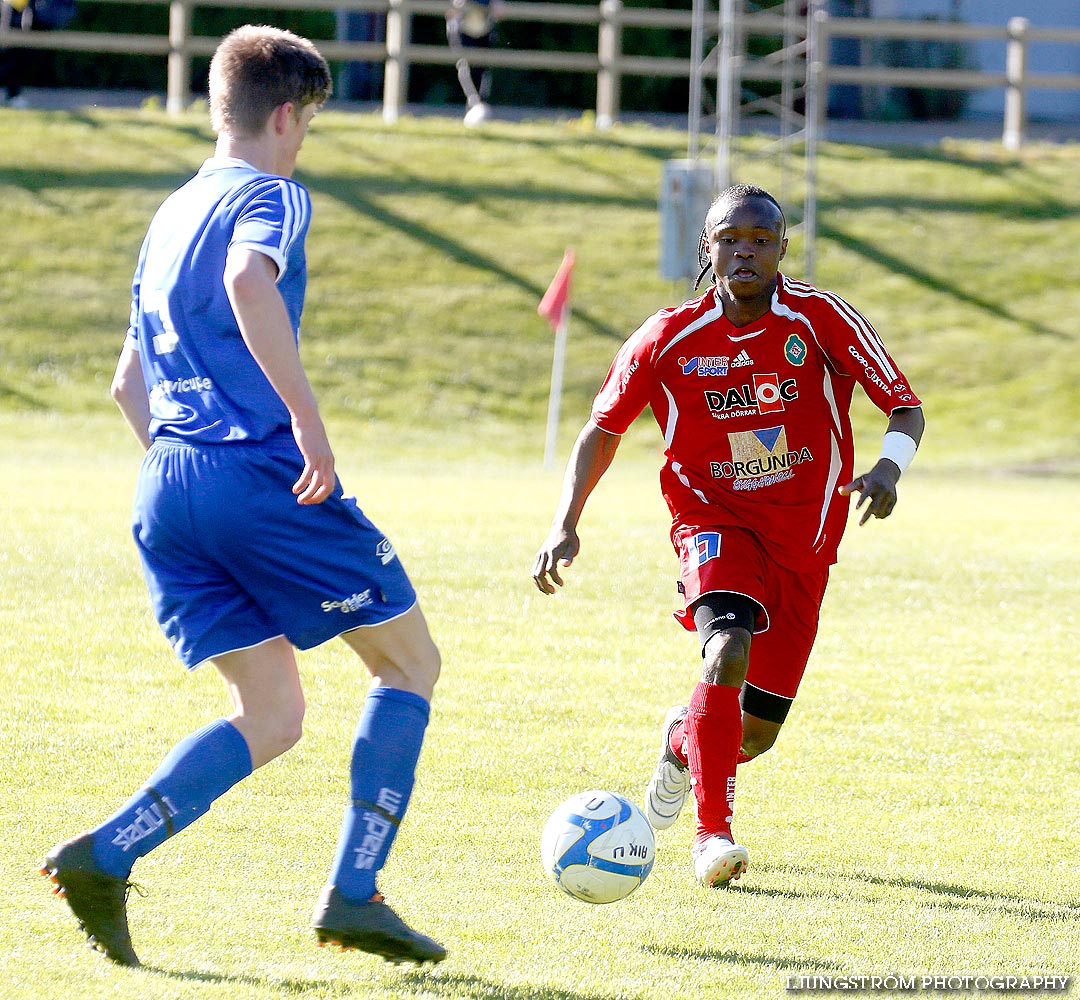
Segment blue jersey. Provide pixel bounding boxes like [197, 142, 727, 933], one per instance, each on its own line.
[127, 156, 312, 445]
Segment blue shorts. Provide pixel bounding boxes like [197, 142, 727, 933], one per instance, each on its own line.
[132, 437, 417, 670]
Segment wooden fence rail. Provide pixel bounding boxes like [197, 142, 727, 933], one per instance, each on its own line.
[1, 1, 1078, 147]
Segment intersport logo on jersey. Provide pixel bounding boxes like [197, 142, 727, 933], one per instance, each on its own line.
[704, 373, 798, 417]
[680, 355, 730, 376]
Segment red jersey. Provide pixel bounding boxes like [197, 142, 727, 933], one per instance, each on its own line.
[591, 274, 921, 572]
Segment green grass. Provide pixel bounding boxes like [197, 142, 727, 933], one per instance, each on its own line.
[1, 109, 1078, 997]
[0, 108, 1078, 469]
[1, 413, 1078, 999]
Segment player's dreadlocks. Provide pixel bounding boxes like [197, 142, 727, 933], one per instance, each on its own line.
[694, 184, 787, 290]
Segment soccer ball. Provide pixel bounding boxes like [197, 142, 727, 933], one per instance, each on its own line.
[540, 790, 655, 903]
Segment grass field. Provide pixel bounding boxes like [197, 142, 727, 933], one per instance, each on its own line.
[1, 108, 1079, 468]
[0, 107, 1078, 997]
[1, 414, 1077, 999]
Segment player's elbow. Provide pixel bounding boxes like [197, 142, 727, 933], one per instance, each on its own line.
[110, 369, 139, 409]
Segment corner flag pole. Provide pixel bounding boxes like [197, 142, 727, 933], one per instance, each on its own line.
[538, 249, 575, 471]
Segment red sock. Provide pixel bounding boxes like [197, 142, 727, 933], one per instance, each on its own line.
[685, 681, 742, 845]
[677, 719, 752, 766]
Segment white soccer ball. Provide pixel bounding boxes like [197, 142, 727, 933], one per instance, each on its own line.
[540, 790, 655, 903]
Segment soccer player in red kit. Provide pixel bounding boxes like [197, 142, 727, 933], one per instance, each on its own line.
[532, 184, 925, 887]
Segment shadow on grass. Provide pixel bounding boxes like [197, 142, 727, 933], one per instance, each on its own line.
[0, 381, 48, 408]
[304, 172, 624, 341]
[58, 107, 213, 148]
[642, 944, 843, 974]
[0, 166, 188, 198]
[320, 113, 681, 164]
[398, 970, 631, 1000]
[141, 965, 340, 990]
[140, 965, 636, 998]
[816, 219, 1069, 341]
[750, 861, 1080, 923]
[818, 189, 1077, 224]
[0, 160, 627, 343]
[824, 141, 1020, 173]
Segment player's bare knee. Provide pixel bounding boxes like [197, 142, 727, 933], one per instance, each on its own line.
[701, 628, 751, 687]
[374, 641, 441, 699]
[420, 640, 442, 685]
[238, 701, 305, 769]
[266, 725, 304, 764]
[269, 702, 306, 757]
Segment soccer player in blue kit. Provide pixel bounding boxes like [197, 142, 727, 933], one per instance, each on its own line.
[41, 25, 445, 967]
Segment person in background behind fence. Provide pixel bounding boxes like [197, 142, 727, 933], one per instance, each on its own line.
[446, 0, 502, 126]
[0, 0, 75, 106]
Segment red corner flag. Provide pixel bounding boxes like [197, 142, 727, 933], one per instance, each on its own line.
[539, 249, 575, 470]
[538, 248, 575, 331]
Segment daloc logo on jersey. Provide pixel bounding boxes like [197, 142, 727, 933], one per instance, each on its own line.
[753, 373, 794, 414]
[704, 373, 797, 418]
[680, 356, 729, 377]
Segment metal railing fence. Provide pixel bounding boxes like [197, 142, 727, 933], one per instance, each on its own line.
[2, 1, 1078, 147]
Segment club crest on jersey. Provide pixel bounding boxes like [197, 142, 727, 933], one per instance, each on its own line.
[785, 334, 806, 366]
[704, 373, 797, 419]
[711, 426, 813, 491]
[680, 356, 729, 377]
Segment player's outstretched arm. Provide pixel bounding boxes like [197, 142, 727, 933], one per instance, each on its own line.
[224, 248, 336, 505]
[840, 406, 925, 526]
[110, 342, 152, 451]
[532, 420, 621, 594]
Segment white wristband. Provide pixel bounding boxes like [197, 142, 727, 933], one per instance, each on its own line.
[879, 431, 917, 474]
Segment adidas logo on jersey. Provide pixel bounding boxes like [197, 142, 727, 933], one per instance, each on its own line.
[730, 350, 753, 368]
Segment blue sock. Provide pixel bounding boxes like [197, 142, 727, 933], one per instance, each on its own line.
[89, 719, 253, 878]
[328, 687, 430, 901]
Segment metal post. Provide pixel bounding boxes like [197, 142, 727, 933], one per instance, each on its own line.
[715, 0, 739, 191]
[383, 0, 410, 124]
[777, 0, 800, 211]
[688, 0, 707, 159]
[597, 0, 622, 129]
[166, 0, 192, 115]
[802, 3, 826, 283]
[1003, 16, 1029, 151]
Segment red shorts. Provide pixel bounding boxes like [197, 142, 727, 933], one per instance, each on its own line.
[672, 523, 829, 701]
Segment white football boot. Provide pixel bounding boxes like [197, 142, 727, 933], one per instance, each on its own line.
[691, 835, 749, 888]
[463, 102, 490, 127]
[644, 706, 691, 829]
